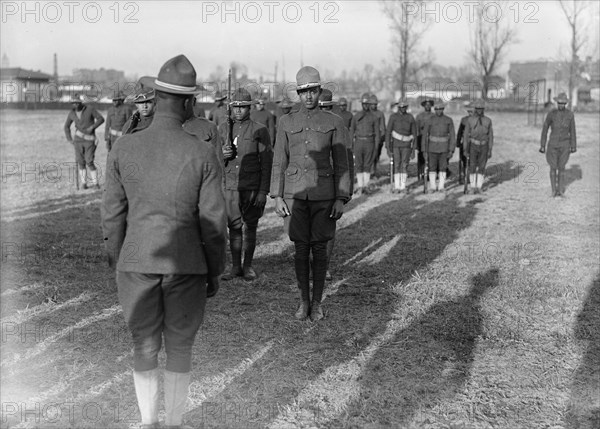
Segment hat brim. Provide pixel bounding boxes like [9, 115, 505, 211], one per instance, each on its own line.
[554, 98, 568, 103]
[139, 76, 202, 95]
[296, 82, 321, 91]
[421, 99, 435, 107]
[318, 101, 335, 106]
[229, 101, 255, 107]
[214, 96, 227, 101]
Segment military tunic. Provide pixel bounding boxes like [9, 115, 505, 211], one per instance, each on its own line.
[541, 108, 576, 170]
[350, 110, 380, 173]
[385, 112, 417, 173]
[123, 112, 154, 135]
[424, 114, 455, 172]
[464, 114, 493, 173]
[209, 104, 228, 127]
[105, 103, 135, 151]
[64, 105, 105, 169]
[250, 109, 276, 146]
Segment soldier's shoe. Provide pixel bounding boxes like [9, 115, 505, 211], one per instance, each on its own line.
[310, 302, 324, 322]
[295, 301, 310, 320]
[221, 267, 243, 281]
[353, 187, 363, 195]
[243, 266, 258, 281]
[325, 270, 332, 281]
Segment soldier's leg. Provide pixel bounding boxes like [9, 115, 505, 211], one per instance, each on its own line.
[476, 144, 489, 191]
[416, 136, 424, 180]
[354, 143, 365, 193]
[399, 148, 410, 192]
[84, 141, 99, 188]
[74, 141, 88, 189]
[428, 152, 438, 192]
[285, 199, 311, 319]
[392, 146, 401, 191]
[438, 154, 448, 190]
[222, 190, 244, 280]
[240, 191, 264, 281]
[469, 146, 478, 191]
[326, 234, 335, 281]
[546, 148, 558, 196]
[556, 146, 571, 196]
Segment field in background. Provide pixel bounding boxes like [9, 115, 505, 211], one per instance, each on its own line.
[1, 110, 598, 428]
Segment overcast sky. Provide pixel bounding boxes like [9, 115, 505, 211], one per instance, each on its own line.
[1, 1, 599, 82]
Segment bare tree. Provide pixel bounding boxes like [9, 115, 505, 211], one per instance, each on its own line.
[380, 0, 433, 99]
[469, 1, 517, 99]
[559, 0, 591, 106]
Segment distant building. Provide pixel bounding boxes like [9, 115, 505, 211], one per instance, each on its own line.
[0, 67, 53, 102]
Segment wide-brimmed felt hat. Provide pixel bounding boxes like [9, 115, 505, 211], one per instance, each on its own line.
[553, 92, 569, 103]
[296, 66, 321, 90]
[338, 97, 348, 106]
[420, 98, 435, 107]
[257, 96, 268, 105]
[139, 55, 202, 95]
[70, 93, 85, 103]
[280, 98, 294, 109]
[368, 94, 379, 104]
[360, 92, 371, 103]
[433, 102, 446, 110]
[464, 101, 474, 111]
[112, 91, 126, 101]
[472, 99, 485, 109]
[318, 89, 335, 107]
[214, 90, 227, 101]
[398, 100, 409, 108]
[229, 88, 255, 107]
[133, 88, 155, 103]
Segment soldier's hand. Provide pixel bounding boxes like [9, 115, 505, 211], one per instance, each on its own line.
[85, 126, 94, 134]
[447, 151, 453, 160]
[539, 147, 545, 154]
[570, 147, 577, 153]
[410, 150, 415, 160]
[254, 191, 267, 209]
[487, 150, 492, 159]
[275, 197, 290, 217]
[330, 199, 344, 220]
[206, 276, 220, 298]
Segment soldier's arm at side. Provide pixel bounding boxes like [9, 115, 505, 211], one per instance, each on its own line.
[374, 116, 381, 149]
[64, 114, 74, 141]
[198, 150, 227, 278]
[448, 120, 456, 153]
[488, 120, 494, 152]
[256, 126, 273, 196]
[105, 108, 112, 138]
[92, 108, 105, 131]
[540, 112, 552, 151]
[570, 114, 577, 152]
[384, 114, 393, 151]
[410, 117, 417, 149]
[101, 150, 128, 268]
[270, 116, 290, 199]
[332, 118, 351, 204]
[464, 120, 471, 155]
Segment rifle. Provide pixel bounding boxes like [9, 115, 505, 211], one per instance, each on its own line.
[223, 69, 237, 166]
[423, 155, 428, 194]
[463, 155, 470, 194]
[389, 141, 394, 192]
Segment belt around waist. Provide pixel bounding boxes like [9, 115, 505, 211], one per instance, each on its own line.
[392, 131, 413, 142]
[429, 136, 448, 143]
[356, 135, 375, 139]
[470, 138, 488, 145]
[110, 128, 123, 137]
[75, 130, 96, 141]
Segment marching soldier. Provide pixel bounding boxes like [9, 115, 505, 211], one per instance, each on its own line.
[105, 91, 134, 152]
[539, 92, 576, 197]
[385, 100, 417, 193]
[415, 98, 435, 181]
[271, 66, 350, 322]
[64, 94, 105, 189]
[336, 97, 353, 129]
[102, 55, 227, 429]
[423, 102, 455, 192]
[369, 94, 386, 176]
[123, 88, 156, 135]
[350, 93, 380, 194]
[219, 88, 273, 281]
[464, 99, 493, 194]
[456, 101, 474, 184]
[208, 90, 228, 127]
[251, 96, 276, 146]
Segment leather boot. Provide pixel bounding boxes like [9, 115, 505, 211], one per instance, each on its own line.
[78, 168, 87, 189]
[164, 370, 190, 428]
[326, 237, 335, 281]
[133, 369, 159, 428]
[557, 169, 565, 197]
[294, 243, 311, 320]
[242, 226, 258, 280]
[222, 228, 243, 280]
[311, 243, 327, 322]
[89, 168, 100, 189]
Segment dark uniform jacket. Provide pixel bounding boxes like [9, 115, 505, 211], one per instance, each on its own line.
[350, 110, 381, 147]
[372, 109, 386, 143]
[541, 109, 576, 149]
[338, 110, 353, 129]
[250, 109, 276, 145]
[123, 112, 154, 135]
[106, 104, 134, 135]
[424, 114, 456, 153]
[416, 111, 434, 138]
[464, 115, 493, 152]
[101, 112, 227, 276]
[456, 115, 470, 148]
[217, 118, 272, 193]
[385, 112, 417, 149]
[184, 116, 224, 165]
[209, 105, 228, 127]
[271, 106, 350, 202]
[64, 105, 105, 141]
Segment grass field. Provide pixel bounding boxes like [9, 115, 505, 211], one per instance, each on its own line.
[1, 109, 598, 429]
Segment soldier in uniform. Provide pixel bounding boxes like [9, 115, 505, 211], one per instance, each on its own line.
[102, 55, 227, 429]
[415, 98, 435, 181]
[464, 99, 493, 194]
[64, 94, 105, 189]
[385, 100, 417, 193]
[251, 96, 276, 146]
[271, 66, 350, 322]
[539, 92, 577, 197]
[208, 90, 228, 127]
[423, 102, 455, 192]
[123, 88, 156, 135]
[218, 88, 273, 281]
[369, 94, 386, 176]
[183, 96, 223, 165]
[336, 97, 353, 129]
[350, 93, 380, 195]
[455, 102, 474, 184]
[105, 91, 134, 152]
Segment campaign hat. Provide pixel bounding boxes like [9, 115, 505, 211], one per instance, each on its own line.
[553, 92, 569, 104]
[296, 66, 321, 90]
[433, 102, 446, 110]
[318, 89, 335, 107]
[472, 99, 485, 109]
[139, 55, 202, 95]
[229, 88, 254, 107]
[133, 88, 155, 103]
[420, 98, 435, 107]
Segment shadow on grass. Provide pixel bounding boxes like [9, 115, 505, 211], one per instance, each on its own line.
[564, 163, 583, 191]
[183, 192, 485, 428]
[566, 273, 600, 429]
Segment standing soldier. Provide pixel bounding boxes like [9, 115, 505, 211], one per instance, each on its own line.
[271, 66, 350, 322]
[456, 101, 474, 184]
[219, 88, 273, 281]
[539, 92, 576, 197]
[105, 91, 134, 152]
[350, 93, 380, 195]
[336, 97, 353, 129]
[208, 90, 228, 127]
[415, 98, 435, 181]
[123, 88, 156, 135]
[102, 55, 227, 429]
[251, 96, 276, 146]
[369, 94, 386, 177]
[64, 94, 105, 190]
[423, 102, 455, 192]
[183, 95, 223, 165]
[385, 100, 417, 193]
[464, 99, 493, 194]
